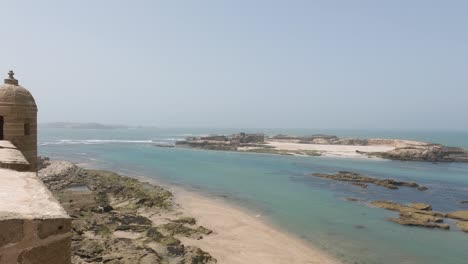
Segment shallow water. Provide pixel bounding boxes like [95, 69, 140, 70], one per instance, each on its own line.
[39, 127, 468, 264]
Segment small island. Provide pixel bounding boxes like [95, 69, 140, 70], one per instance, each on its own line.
[175, 133, 468, 162]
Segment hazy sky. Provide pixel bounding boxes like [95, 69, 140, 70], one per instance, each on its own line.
[1, 1, 467, 130]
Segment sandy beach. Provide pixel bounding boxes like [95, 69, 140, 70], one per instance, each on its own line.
[71, 161, 342, 264]
[266, 140, 395, 158]
[172, 188, 341, 264]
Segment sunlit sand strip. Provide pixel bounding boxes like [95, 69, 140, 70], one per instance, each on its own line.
[266, 141, 395, 158]
[174, 189, 341, 264]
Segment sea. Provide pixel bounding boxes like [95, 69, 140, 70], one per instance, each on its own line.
[39, 127, 468, 264]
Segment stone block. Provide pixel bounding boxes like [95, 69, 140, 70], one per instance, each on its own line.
[36, 218, 71, 239]
[0, 219, 24, 247]
[17, 237, 71, 264]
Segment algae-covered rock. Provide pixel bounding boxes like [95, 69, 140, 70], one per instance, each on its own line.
[161, 236, 185, 256]
[72, 239, 105, 262]
[113, 214, 152, 226]
[388, 212, 449, 230]
[147, 227, 165, 242]
[102, 238, 163, 263]
[159, 222, 213, 238]
[173, 217, 197, 225]
[312, 171, 426, 190]
[182, 246, 218, 264]
[38, 160, 217, 264]
[371, 201, 449, 230]
[447, 211, 468, 221]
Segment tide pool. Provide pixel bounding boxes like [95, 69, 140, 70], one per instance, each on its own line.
[39, 128, 468, 264]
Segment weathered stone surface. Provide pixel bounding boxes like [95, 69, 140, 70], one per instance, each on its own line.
[0, 78, 38, 171]
[173, 217, 197, 225]
[372, 144, 468, 163]
[409, 203, 432, 211]
[388, 212, 449, 230]
[18, 237, 71, 264]
[447, 211, 468, 221]
[72, 238, 105, 262]
[457, 221, 468, 232]
[0, 219, 24, 247]
[37, 218, 71, 239]
[146, 227, 164, 242]
[182, 246, 218, 264]
[311, 171, 426, 190]
[371, 201, 449, 230]
[101, 238, 162, 263]
[371, 201, 445, 216]
[158, 222, 213, 238]
[161, 236, 185, 256]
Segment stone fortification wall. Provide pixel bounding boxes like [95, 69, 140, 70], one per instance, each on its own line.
[0, 169, 71, 264]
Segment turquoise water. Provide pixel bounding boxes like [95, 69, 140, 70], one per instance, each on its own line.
[39, 128, 468, 264]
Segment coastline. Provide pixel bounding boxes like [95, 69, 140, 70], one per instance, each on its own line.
[75, 162, 341, 264]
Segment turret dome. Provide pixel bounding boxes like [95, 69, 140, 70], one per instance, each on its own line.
[0, 71, 37, 109]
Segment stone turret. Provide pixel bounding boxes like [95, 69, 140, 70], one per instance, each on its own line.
[0, 71, 38, 171]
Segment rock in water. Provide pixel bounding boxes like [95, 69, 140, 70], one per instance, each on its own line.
[409, 203, 432, 211]
[371, 201, 449, 230]
[447, 211, 468, 221]
[311, 171, 426, 190]
[388, 212, 449, 230]
[457, 222, 468, 232]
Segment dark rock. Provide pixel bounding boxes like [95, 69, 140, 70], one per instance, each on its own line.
[147, 227, 164, 242]
[182, 246, 218, 264]
[158, 222, 213, 238]
[161, 236, 185, 256]
[113, 214, 152, 226]
[173, 217, 197, 225]
[311, 171, 426, 191]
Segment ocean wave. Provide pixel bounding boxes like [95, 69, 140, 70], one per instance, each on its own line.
[40, 139, 157, 146]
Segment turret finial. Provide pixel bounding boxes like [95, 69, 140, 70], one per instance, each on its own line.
[4, 70, 19, 85]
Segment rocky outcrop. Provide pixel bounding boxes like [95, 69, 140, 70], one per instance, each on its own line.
[371, 201, 449, 230]
[371, 144, 468, 163]
[447, 211, 468, 221]
[39, 160, 217, 264]
[311, 171, 427, 190]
